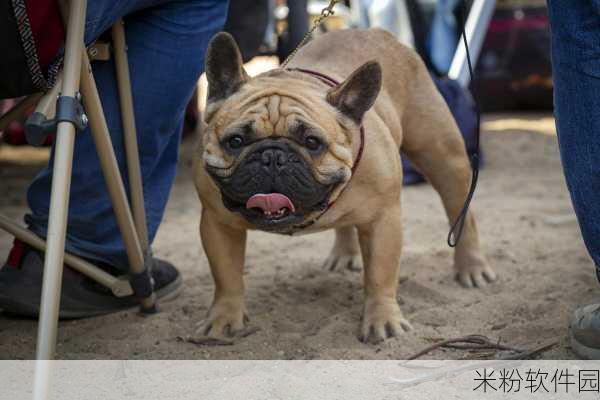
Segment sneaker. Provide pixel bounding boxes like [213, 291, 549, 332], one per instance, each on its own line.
[0, 240, 182, 319]
[569, 303, 600, 360]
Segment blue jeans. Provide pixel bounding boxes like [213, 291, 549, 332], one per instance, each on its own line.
[25, 0, 228, 270]
[547, 0, 600, 280]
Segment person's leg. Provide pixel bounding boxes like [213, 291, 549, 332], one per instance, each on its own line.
[277, 0, 308, 62]
[0, 0, 228, 317]
[26, 0, 228, 270]
[427, 0, 460, 74]
[547, 0, 600, 358]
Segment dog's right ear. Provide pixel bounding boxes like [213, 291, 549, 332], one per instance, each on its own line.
[205, 32, 249, 120]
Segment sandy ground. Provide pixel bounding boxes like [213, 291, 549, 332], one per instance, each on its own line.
[0, 113, 598, 360]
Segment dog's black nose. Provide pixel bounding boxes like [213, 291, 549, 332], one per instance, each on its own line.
[261, 149, 287, 170]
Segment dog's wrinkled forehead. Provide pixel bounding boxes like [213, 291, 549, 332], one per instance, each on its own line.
[204, 32, 382, 137]
[238, 93, 308, 137]
[211, 82, 340, 141]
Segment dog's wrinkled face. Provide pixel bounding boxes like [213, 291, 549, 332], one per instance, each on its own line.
[202, 33, 382, 231]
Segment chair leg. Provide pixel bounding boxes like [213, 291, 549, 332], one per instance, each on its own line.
[0, 93, 43, 132]
[35, 0, 87, 362]
[32, 0, 155, 365]
[79, 45, 157, 313]
[0, 215, 133, 297]
[112, 20, 149, 252]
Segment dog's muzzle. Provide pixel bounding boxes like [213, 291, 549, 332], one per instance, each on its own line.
[207, 139, 339, 230]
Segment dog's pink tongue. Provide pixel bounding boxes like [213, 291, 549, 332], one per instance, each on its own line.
[246, 193, 295, 213]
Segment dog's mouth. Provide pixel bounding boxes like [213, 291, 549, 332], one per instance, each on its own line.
[221, 191, 328, 230]
[245, 193, 295, 220]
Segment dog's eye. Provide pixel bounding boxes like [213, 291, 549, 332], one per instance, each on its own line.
[304, 136, 322, 151]
[227, 135, 244, 149]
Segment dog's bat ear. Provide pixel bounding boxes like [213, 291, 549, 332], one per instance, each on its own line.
[205, 32, 249, 117]
[326, 61, 382, 124]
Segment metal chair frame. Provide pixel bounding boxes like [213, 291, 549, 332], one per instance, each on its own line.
[0, 0, 156, 360]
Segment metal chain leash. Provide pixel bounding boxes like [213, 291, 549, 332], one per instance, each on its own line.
[280, 0, 341, 69]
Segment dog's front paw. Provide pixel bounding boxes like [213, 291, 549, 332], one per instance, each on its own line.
[323, 248, 362, 272]
[359, 297, 412, 344]
[197, 298, 249, 338]
[455, 257, 497, 288]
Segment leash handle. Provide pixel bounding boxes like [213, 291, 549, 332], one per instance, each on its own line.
[447, 0, 481, 247]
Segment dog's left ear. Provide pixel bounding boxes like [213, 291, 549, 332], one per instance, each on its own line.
[205, 32, 249, 120]
[326, 61, 382, 124]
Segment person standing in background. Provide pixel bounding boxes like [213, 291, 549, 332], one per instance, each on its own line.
[546, 0, 600, 359]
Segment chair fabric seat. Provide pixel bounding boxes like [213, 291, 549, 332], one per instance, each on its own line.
[0, 0, 64, 99]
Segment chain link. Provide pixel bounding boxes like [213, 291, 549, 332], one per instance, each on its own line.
[280, 0, 341, 69]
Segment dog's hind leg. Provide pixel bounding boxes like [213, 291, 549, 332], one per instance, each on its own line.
[400, 77, 496, 288]
[323, 226, 362, 272]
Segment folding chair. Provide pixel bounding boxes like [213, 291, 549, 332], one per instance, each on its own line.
[0, 0, 157, 360]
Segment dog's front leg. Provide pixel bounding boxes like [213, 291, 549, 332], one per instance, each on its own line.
[198, 208, 248, 338]
[357, 205, 412, 343]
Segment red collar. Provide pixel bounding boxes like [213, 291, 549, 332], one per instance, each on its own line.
[286, 67, 366, 228]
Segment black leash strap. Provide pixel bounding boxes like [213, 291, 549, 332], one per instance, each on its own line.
[447, 0, 481, 247]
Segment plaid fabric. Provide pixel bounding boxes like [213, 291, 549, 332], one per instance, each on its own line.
[1, 0, 63, 98]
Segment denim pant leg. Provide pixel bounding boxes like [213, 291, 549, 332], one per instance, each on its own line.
[547, 0, 600, 280]
[26, 0, 228, 270]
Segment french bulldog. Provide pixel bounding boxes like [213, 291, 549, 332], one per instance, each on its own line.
[193, 29, 496, 343]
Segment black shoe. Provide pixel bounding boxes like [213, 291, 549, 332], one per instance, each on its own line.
[0, 241, 182, 319]
[569, 303, 600, 359]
